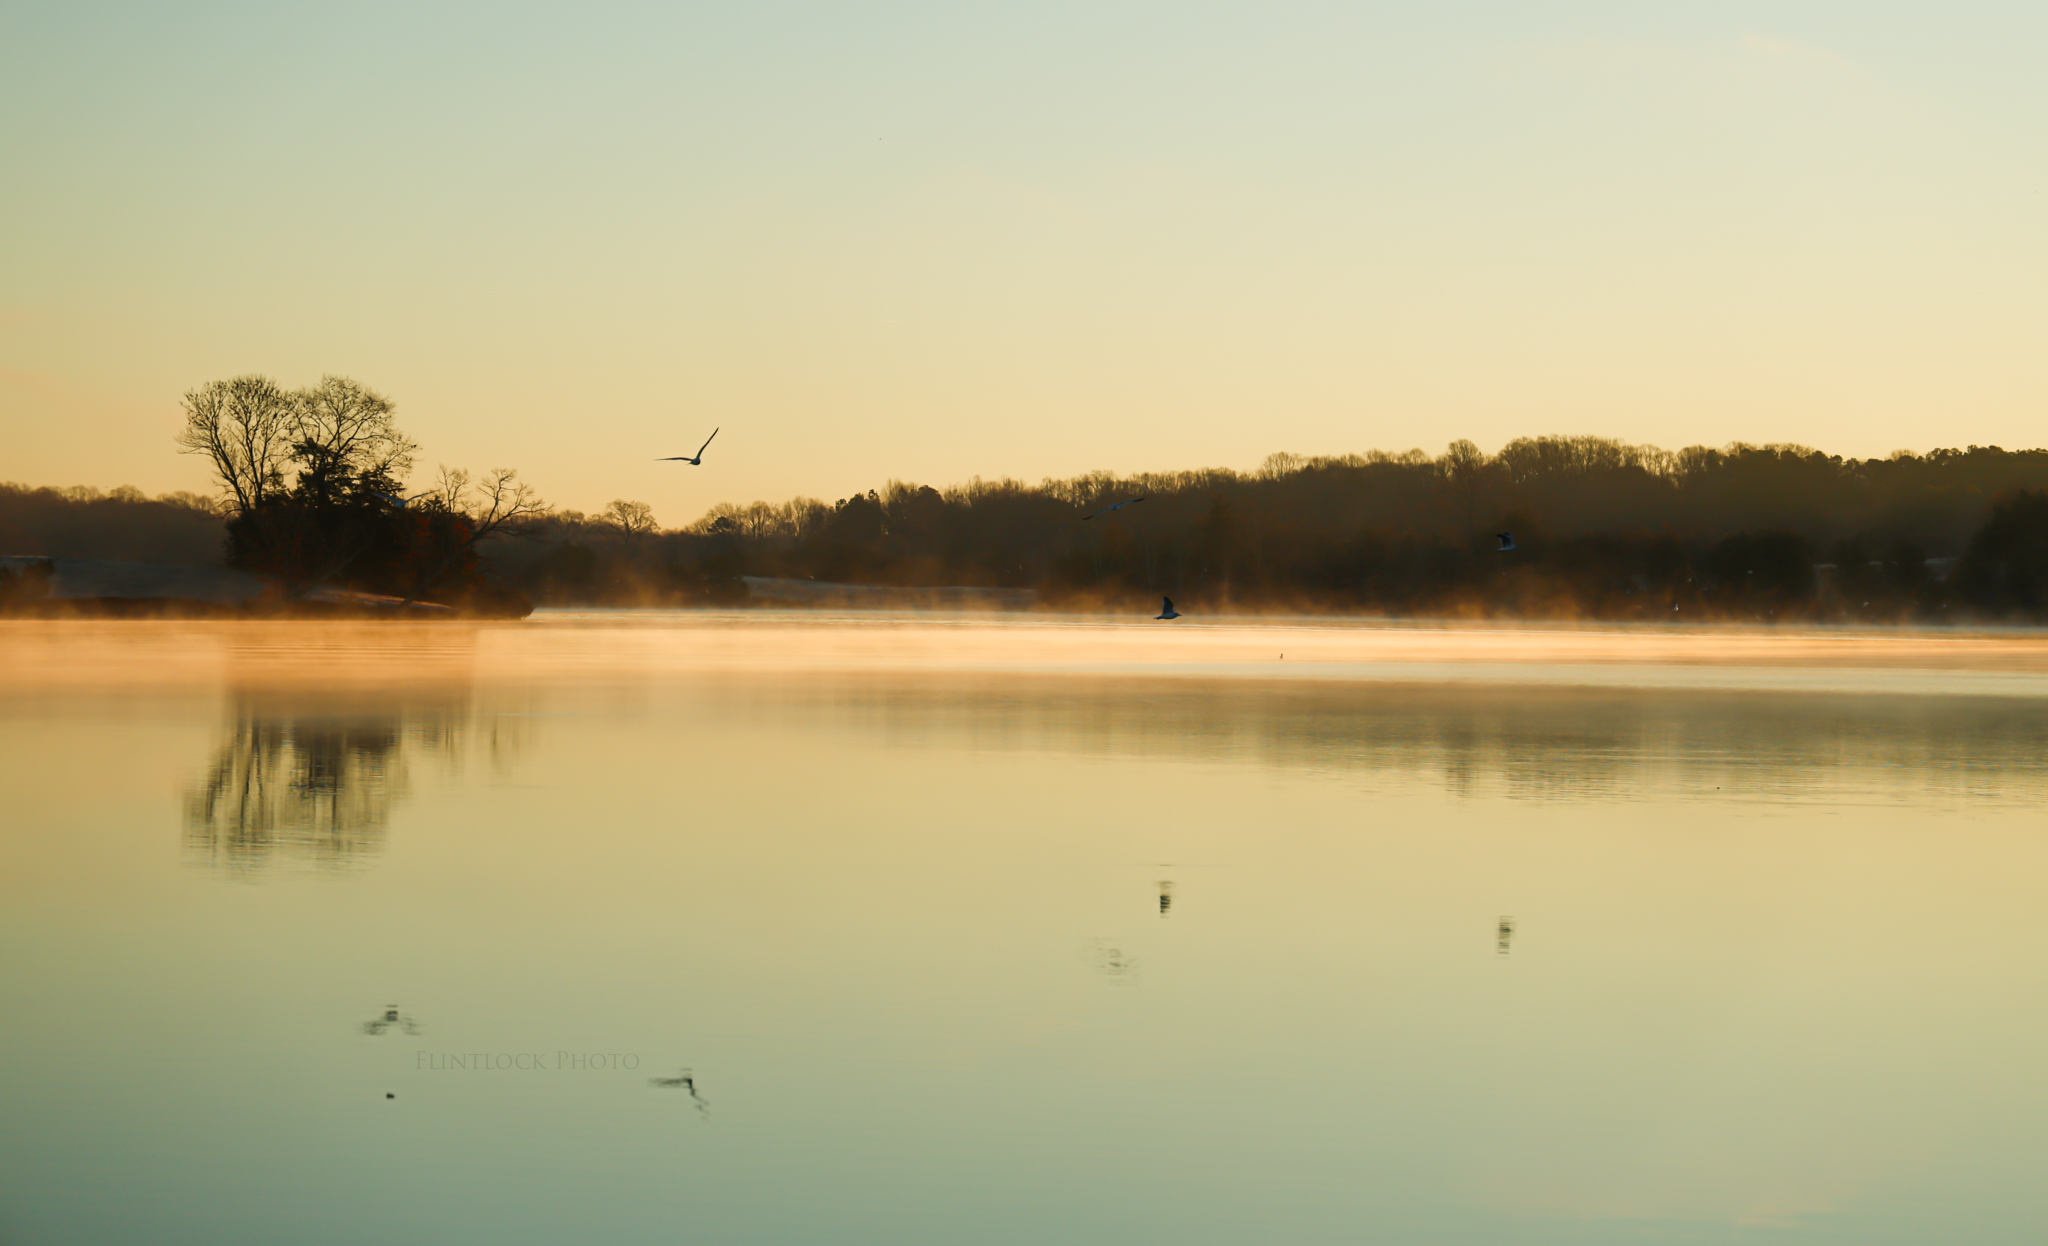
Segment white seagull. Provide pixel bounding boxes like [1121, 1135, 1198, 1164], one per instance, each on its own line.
[1155, 596, 1180, 620]
[1495, 532, 1518, 552]
[658, 428, 720, 466]
[1082, 496, 1146, 521]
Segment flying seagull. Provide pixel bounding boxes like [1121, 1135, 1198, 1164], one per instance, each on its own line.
[1495, 532, 1518, 552]
[1155, 596, 1180, 620]
[1082, 496, 1146, 521]
[658, 428, 720, 466]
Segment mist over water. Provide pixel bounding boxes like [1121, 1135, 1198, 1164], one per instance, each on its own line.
[3, 615, 2046, 1244]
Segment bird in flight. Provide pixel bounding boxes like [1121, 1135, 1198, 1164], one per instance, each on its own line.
[1496, 532, 1518, 552]
[375, 491, 435, 510]
[1082, 496, 1145, 521]
[658, 428, 720, 466]
[1155, 596, 1180, 620]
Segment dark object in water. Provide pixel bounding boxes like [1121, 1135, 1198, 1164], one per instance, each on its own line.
[650, 1067, 710, 1116]
[363, 1005, 422, 1037]
[386, 1093, 395, 1099]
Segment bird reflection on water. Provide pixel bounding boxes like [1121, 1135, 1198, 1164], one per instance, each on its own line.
[1497, 916, 1515, 956]
[362, 1004, 421, 1036]
[1086, 939, 1137, 978]
[1158, 878, 1174, 917]
[650, 1068, 710, 1117]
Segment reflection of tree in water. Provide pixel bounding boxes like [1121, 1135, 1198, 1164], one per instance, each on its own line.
[746, 678, 2048, 806]
[183, 690, 522, 870]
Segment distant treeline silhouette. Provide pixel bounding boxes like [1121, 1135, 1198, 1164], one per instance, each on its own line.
[0, 482, 224, 565]
[12, 435, 2048, 620]
[494, 436, 2048, 621]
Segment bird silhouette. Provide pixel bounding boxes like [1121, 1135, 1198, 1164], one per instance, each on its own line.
[1155, 596, 1180, 620]
[374, 491, 435, 510]
[1082, 497, 1145, 520]
[1495, 532, 1518, 552]
[657, 428, 720, 466]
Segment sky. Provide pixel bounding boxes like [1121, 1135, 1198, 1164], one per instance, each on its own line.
[3, 1, 2046, 524]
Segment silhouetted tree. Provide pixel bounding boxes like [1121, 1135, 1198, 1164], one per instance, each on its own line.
[1956, 490, 2048, 617]
[391, 466, 546, 607]
[601, 499, 659, 540]
[175, 376, 297, 512]
[173, 375, 540, 609]
[1700, 531, 1814, 617]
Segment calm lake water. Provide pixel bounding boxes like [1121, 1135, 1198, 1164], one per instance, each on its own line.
[4, 614, 2047, 1245]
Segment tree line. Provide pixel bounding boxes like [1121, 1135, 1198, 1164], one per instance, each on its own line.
[10, 402, 2048, 620]
[495, 436, 2048, 621]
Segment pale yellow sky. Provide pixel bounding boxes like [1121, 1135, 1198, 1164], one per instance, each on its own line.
[3, 3, 2045, 523]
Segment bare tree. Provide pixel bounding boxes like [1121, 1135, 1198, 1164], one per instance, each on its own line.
[429, 465, 472, 512]
[1258, 451, 1304, 480]
[158, 490, 225, 514]
[601, 499, 659, 540]
[742, 500, 781, 539]
[174, 375, 297, 513]
[399, 467, 549, 605]
[1439, 438, 1493, 539]
[292, 376, 416, 488]
[456, 468, 546, 540]
[689, 500, 747, 535]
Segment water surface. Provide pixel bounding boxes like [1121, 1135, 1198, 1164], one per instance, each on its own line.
[3, 616, 2046, 1245]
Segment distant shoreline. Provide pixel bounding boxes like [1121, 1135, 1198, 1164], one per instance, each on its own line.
[0, 555, 527, 619]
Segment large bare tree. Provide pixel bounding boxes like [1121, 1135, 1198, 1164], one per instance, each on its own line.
[291, 376, 416, 495]
[174, 374, 551, 608]
[175, 374, 416, 513]
[174, 376, 298, 513]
